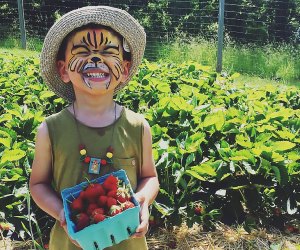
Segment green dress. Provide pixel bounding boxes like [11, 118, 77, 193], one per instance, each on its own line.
[45, 107, 148, 250]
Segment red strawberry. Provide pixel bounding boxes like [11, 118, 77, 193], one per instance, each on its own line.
[79, 190, 86, 200]
[84, 183, 105, 202]
[194, 206, 202, 215]
[107, 189, 117, 198]
[108, 205, 122, 216]
[103, 175, 118, 191]
[106, 197, 117, 208]
[92, 208, 105, 216]
[121, 201, 135, 210]
[98, 195, 108, 207]
[70, 197, 84, 212]
[116, 185, 131, 203]
[149, 215, 156, 226]
[86, 203, 98, 216]
[75, 213, 90, 231]
[93, 213, 106, 223]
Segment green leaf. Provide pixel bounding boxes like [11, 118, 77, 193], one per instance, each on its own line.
[1, 149, 26, 164]
[153, 201, 174, 217]
[242, 161, 256, 174]
[191, 163, 217, 176]
[185, 170, 206, 181]
[271, 165, 289, 186]
[157, 82, 170, 93]
[236, 134, 252, 148]
[203, 111, 225, 130]
[40, 91, 55, 99]
[0, 137, 11, 148]
[271, 141, 296, 152]
[185, 153, 195, 167]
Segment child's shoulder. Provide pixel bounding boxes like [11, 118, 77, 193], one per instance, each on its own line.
[44, 108, 70, 124]
[122, 107, 146, 127]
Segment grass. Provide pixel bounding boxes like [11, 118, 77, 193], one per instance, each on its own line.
[0, 37, 43, 52]
[158, 37, 300, 83]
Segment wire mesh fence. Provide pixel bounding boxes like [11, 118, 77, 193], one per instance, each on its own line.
[0, 0, 299, 63]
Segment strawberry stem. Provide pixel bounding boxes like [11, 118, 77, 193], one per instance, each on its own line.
[84, 177, 91, 184]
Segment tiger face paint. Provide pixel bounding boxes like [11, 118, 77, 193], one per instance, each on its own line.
[64, 28, 125, 91]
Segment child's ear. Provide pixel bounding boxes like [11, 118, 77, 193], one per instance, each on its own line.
[121, 60, 131, 83]
[56, 60, 70, 83]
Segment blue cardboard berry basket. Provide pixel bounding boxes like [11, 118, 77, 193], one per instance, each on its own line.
[61, 169, 140, 250]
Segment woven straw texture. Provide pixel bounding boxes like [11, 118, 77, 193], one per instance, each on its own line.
[40, 6, 146, 102]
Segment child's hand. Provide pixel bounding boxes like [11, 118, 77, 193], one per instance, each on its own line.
[131, 193, 149, 238]
[59, 209, 82, 248]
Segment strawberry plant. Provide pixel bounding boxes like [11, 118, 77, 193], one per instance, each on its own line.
[0, 51, 299, 246]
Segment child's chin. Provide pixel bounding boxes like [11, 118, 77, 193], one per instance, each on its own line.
[83, 78, 111, 89]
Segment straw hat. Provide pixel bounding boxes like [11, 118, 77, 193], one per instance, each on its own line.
[40, 6, 146, 102]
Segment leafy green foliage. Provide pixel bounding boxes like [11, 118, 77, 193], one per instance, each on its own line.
[117, 60, 300, 230]
[0, 52, 299, 243]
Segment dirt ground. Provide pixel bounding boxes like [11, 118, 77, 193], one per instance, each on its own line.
[1, 223, 300, 250]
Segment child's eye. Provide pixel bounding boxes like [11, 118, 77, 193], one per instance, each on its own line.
[102, 46, 119, 55]
[102, 50, 114, 55]
[76, 51, 90, 56]
[71, 45, 90, 55]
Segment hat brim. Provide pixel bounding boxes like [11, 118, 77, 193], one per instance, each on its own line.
[40, 6, 146, 102]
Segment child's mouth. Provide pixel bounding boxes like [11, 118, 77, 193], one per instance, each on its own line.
[81, 64, 111, 89]
[83, 72, 110, 81]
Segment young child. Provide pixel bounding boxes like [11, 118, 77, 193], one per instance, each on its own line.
[29, 6, 159, 250]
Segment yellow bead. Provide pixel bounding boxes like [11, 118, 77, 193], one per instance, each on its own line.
[106, 152, 113, 158]
[80, 149, 87, 155]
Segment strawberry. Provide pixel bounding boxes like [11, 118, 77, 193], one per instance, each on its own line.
[149, 215, 156, 226]
[84, 183, 106, 203]
[70, 197, 84, 212]
[194, 206, 202, 215]
[78, 190, 86, 200]
[107, 189, 117, 198]
[121, 201, 135, 210]
[108, 205, 122, 216]
[93, 213, 106, 223]
[92, 208, 105, 216]
[0, 222, 11, 231]
[103, 175, 118, 191]
[98, 195, 108, 207]
[116, 185, 131, 203]
[75, 213, 90, 231]
[86, 203, 98, 216]
[106, 197, 117, 208]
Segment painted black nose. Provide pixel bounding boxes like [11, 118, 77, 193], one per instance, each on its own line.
[91, 57, 101, 63]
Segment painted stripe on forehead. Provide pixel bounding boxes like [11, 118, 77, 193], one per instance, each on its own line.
[93, 30, 97, 49]
[100, 32, 104, 45]
[82, 36, 89, 47]
[87, 32, 94, 47]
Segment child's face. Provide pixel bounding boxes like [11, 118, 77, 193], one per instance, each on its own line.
[57, 28, 130, 95]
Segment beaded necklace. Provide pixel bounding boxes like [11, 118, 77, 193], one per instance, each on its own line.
[73, 102, 116, 175]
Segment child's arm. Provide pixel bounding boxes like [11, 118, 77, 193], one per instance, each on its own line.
[133, 119, 160, 238]
[29, 121, 79, 246]
[29, 121, 63, 220]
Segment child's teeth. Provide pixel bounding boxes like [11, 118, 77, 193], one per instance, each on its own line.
[87, 73, 105, 78]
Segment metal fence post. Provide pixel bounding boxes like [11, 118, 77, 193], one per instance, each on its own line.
[216, 0, 225, 73]
[17, 0, 26, 49]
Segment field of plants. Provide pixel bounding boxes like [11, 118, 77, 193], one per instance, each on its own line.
[0, 50, 299, 249]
